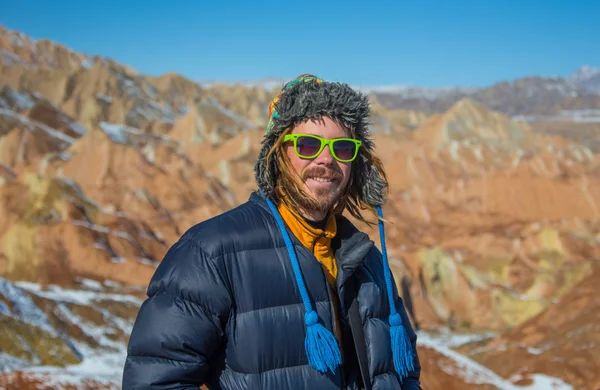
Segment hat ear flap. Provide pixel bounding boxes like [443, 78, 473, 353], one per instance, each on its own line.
[358, 156, 387, 207]
[254, 130, 282, 200]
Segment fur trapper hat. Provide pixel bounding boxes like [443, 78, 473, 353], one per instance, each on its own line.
[253, 74, 387, 207]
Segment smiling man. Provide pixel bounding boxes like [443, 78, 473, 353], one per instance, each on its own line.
[123, 75, 422, 390]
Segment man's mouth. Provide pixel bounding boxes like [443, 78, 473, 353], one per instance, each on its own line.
[309, 177, 335, 183]
[303, 166, 342, 184]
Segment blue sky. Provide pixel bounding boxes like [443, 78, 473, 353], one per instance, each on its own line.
[1, 0, 599, 87]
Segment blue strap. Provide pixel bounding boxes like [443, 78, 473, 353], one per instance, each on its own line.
[263, 193, 342, 374]
[377, 206, 397, 318]
[377, 206, 415, 382]
[264, 196, 313, 313]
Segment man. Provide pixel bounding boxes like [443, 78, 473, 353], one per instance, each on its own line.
[123, 74, 422, 389]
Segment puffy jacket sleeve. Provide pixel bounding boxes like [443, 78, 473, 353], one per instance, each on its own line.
[122, 236, 231, 389]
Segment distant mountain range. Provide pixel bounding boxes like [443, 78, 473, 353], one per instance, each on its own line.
[199, 65, 600, 120]
[201, 65, 600, 96]
[569, 65, 600, 93]
[363, 64, 600, 97]
[372, 67, 600, 118]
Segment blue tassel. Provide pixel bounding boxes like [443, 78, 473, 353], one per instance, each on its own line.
[389, 313, 414, 380]
[304, 310, 342, 374]
[377, 206, 415, 383]
[262, 192, 342, 375]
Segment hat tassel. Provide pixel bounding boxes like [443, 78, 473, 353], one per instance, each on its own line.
[304, 310, 342, 374]
[264, 193, 342, 374]
[377, 206, 415, 382]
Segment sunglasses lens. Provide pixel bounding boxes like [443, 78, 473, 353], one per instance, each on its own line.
[296, 136, 322, 157]
[333, 140, 357, 161]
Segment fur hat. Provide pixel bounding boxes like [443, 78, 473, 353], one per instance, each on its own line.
[253, 74, 387, 207]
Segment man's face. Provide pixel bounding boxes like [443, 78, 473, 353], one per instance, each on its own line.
[284, 116, 353, 219]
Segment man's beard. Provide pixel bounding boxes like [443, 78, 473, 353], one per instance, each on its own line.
[286, 165, 345, 217]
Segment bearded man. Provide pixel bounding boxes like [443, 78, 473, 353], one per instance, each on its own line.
[123, 74, 422, 390]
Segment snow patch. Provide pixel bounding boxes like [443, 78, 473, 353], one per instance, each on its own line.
[422, 328, 496, 348]
[81, 57, 94, 69]
[14, 281, 143, 307]
[418, 331, 574, 389]
[512, 149, 525, 168]
[0, 353, 30, 373]
[72, 219, 137, 245]
[0, 48, 27, 66]
[177, 104, 189, 115]
[99, 121, 143, 144]
[581, 146, 594, 160]
[147, 100, 175, 123]
[0, 108, 76, 145]
[67, 119, 87, 136]
[473, 145, 484, 161]
[514, 109, 600, 123]
[37, 123, 77, 145]
[568, 145, 585, 162]
[122, 78, 137, 95]
[199, 77, 285, 91]
[19, 295, 137, 388]
[568, 65, 600, 83]
[449, 140, 460, 161]
[4, 88, 35, 110]
[419, 331, 512, 387]
[56, 177, 99, 211]
[103, 280, 121, 289]
[76, 278, 103, 291]
[509, 373, 574, 390]
[141, 144, 155, 163]
[7, 33, 26, 48]
[219, 159, 230, 186]
[136, 257, 157, 266]
[356, 84, 477, 100]
[95, 94, 112, 104]
[143, 83, 157, 99]
[0, 278, 55, 335]
[527, 346, 545, 355]
[128, 100, 175, 125]
[206, 97, 255, 129]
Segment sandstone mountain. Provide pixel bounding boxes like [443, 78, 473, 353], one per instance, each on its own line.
[456, 267, 600, 390]
[0, 24, 597, 389]
[373, 98, 600, 329]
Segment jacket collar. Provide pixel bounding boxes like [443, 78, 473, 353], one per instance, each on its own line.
[331, 216, 374, 290]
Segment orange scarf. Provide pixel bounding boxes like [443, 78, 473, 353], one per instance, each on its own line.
[276, 203, 338, 287]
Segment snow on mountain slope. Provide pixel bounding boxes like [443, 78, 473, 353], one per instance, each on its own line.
[418, 330, 574, 390]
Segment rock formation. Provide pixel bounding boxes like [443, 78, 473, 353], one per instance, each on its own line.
[0, 23, 597, 389]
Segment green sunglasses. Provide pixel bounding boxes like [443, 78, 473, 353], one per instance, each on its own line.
[283, 134, 362, 163]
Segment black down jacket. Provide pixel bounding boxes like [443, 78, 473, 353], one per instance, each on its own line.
[123, 192, 422, 389]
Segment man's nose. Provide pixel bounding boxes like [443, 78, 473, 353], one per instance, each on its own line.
[314, 144, 334, 164]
